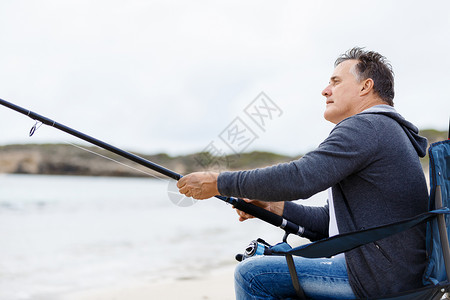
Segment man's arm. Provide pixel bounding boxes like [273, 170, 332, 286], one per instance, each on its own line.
[217, 116, 378, 201]
[283, 201, 329, 240]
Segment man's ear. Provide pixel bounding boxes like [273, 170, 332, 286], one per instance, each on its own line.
[360, 78, 374, 96]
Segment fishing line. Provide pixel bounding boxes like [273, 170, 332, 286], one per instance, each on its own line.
[60, 140, 195, 207]
[27, 116, 191, 206]
[26, 116, 167, 180]
[62, 140, 166, 181]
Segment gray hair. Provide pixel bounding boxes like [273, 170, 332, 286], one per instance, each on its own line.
[335, 47, 395, 106]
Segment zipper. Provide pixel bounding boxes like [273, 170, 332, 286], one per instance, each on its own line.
[374, 242, 392, 263]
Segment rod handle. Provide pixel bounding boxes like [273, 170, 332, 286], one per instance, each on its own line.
[215, 195, 320, 239]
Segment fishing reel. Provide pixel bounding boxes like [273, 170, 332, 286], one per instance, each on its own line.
[235, 238, 274, 262]
[235, 232, 295, 262]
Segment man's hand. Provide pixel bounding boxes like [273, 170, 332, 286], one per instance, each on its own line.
[235, 199, 285, 222]
[177, 172, 219, 200]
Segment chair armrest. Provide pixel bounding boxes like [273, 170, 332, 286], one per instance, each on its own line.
[272, 208, 450, 258]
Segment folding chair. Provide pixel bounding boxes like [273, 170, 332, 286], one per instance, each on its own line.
[271, 138, 450, 299]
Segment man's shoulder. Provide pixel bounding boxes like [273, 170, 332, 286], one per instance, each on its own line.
[333, 113, 379, 134]
[328, 113, 395, 150]
[338, 110, 399, 133]
[323, 114, 380, 154]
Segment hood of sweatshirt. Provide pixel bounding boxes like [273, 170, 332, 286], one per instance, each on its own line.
[359, 105, 428, 157]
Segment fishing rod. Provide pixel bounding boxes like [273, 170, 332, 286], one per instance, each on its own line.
[0, 98, 319, 240]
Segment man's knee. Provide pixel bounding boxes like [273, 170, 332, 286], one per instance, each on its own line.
[234, 256, 269, 286]
[234, 257, 253, 283]
[234, 257, 270, 298]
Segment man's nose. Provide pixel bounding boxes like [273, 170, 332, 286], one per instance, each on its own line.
[322, 85, 331, 97]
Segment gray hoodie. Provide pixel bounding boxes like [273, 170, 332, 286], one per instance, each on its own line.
[218, 105, 429, 298]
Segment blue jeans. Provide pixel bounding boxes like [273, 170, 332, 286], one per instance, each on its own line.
[234, 254, 356, 300]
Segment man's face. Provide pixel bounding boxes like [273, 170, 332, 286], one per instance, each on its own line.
[322, 59, 363, 124]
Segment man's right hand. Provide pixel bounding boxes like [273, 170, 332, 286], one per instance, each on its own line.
[235, 199, 285, 222]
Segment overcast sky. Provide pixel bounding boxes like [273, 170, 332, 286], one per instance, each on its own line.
[0, 0, 449, 157]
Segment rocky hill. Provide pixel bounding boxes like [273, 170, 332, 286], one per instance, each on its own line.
[0, 144, 293, 177]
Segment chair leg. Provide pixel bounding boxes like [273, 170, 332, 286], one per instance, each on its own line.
[436, 186, 450, 282]
[285, 254, 307, 299]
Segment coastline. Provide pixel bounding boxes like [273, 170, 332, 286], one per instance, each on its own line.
[59, 265, 236, 300]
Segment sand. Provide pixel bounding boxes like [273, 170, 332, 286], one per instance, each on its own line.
[60, 266, 236, 300]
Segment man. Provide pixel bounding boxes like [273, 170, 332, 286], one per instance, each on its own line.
[177, 47, 428, 299]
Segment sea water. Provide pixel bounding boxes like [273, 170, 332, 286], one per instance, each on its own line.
[0, 174, 326, 300]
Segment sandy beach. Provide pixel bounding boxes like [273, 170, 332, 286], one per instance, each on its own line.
[60, 266, 236, 300]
